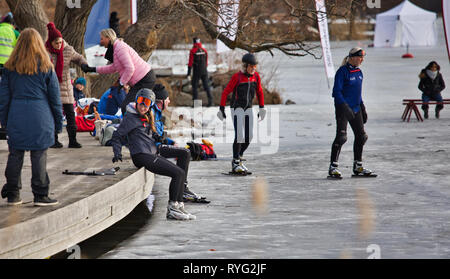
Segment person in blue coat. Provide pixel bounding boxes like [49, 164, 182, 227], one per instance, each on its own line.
[97, 81, 126, 116]
[151, 84, 209, 203]
[328, 47, 374, 178]
[0, 28, 63, 206]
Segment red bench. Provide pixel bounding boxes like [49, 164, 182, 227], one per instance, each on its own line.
[402, 99, 450, 122]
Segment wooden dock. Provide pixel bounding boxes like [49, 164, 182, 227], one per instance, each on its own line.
[0, 132, 154, 258]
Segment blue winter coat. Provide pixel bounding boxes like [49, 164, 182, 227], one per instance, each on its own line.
[98, 86, 126, 115]
[0, 68, 63, 150]
[151, 104, 174, 146]
[332, 63, 364, 113]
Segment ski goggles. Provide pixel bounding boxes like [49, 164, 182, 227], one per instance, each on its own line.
[136, 96, 153, 108]
[349, 49, 366, 57]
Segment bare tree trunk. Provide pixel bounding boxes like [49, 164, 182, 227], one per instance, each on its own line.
[54, 0, 98, 96]
[54, 0, 98, 55]
[89, 0, 184, 97]
[5, 0, 49, 39]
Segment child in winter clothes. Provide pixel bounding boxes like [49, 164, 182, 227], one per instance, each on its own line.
[73, 77, 86, 103]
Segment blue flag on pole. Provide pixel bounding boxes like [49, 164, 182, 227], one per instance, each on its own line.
[84, 0, 110, 49]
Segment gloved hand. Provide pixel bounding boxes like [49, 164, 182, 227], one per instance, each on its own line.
[258, 107, 266, 121]
[81, 64, 96, 73]
[360, 103, 367, 124]
[112, 154, 122, 163]
[337, 103, 355, 121]
[187, 66, 192, 79]
[217, 106, 226, 121]
[152, 132, 168, 144]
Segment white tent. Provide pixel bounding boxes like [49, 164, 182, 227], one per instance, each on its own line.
[374, 0, 437, 47]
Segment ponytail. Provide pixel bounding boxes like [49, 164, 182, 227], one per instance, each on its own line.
[341, 56, 349, 67]
[141, 110, 157, 133]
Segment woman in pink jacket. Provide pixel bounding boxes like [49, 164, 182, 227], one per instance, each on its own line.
[82, 29, 156, 115]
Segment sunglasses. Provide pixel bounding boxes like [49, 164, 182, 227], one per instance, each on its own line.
[136, 96, 153, 108]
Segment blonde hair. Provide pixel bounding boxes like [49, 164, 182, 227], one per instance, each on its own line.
[100, 28, 117, 44]
[341, 47, 363, 66]
[4, 28, 54, 75]
[142, 110, 157, 133]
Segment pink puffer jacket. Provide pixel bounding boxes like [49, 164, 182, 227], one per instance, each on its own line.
[96, 39, 151, 86]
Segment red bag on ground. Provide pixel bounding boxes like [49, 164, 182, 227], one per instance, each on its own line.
[75, 116, 95, 132]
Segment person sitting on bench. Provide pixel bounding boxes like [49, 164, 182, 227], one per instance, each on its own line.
[418, 61, 446, 119]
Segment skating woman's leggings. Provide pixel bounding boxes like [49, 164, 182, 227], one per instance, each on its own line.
[131, 152, 184, 202]
[231, 108, 254, 160]
[330, 109, 368, 163]
[158, 144, 191, 183]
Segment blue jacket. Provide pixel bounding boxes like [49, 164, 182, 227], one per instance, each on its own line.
[0, 68, 63, 150]
[98, 86, 126, 115]
[332, 63, 364, 113]
[110, 103, 157, 157]
[151, 104, 174, 146]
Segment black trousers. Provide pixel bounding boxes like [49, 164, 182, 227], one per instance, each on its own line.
[192, 73, 212, 102]
[232, 108, 253, 160]
[121, 70, 156, 115]
[158, 144, 190, 183]
[1, 147, 50, 198]
[330, 109, 367, 163]
[131, 152, 185, 202]
[63, 103, 77, 141]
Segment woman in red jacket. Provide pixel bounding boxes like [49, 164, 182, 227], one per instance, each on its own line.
[217, 53, 266, 174]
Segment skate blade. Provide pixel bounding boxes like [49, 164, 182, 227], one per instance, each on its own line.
[351, 173, 377, 178]
[327, 175, 343, 180]
[184, 197, 211, 204]
[222, 171, 252, 176]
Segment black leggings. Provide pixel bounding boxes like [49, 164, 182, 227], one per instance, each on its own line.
[158, 144, 191, 183]
[63, 103, 77, 138]
[131, 152, 185, 202]
[192, 73, 212, 101]
[330, 109, 367, 163]
[232, 108, 253, 160]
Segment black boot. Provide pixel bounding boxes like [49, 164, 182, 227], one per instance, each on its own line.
[423, 109, 429, 119]
[50, 133, 63, 148]
[68, 129, 82, 148]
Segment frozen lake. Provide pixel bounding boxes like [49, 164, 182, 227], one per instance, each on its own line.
[85, 19, 450, 259]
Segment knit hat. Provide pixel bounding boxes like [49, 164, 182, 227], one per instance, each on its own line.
[47, 22, 62, 42]
[75, 77, 86, 86]
[153, 84, 169, 100]
[193, 37, 200, 44]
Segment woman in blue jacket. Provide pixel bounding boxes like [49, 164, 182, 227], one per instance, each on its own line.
[152, 84, 209, 203]
[0, 28, 63, 206]
[329, 47, 375, 178]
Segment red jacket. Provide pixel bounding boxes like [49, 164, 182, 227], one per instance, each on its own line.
[220, 71, 264, 109]
[188, 43, 208, 75]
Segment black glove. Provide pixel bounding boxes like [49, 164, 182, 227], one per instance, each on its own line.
[187, 66, 192, 77]
[337, 103, 355, 121]
[217, 106, 226, 120]
[112, 154, 122, 163]
[81, 64, 96, 73]
[360, 103, 367, 124]
[152, 132, 168, 144]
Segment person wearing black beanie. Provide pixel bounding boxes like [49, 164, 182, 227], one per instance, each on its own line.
[151, 83, 210, 204]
